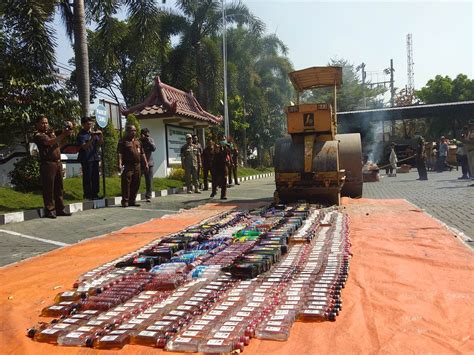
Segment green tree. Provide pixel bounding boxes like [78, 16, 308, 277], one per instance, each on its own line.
[416, 74, 474, 138]
[126, 114, 140, 138]
[1, 1, 80, 148]
[163, 0, 264, 111]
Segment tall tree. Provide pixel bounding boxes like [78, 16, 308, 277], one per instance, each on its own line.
[415, 74, 474, 138]
[57, 0, 90, 117]
[1, 0, 80, 148]
[164, 0, 264, 111]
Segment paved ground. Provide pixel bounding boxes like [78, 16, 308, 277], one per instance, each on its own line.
[0, 179, 275, 267]
[363, 169, 474, 247]
[1, 170, 472, 267]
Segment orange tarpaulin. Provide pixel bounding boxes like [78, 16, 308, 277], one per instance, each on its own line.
[0, 199, 473, 354]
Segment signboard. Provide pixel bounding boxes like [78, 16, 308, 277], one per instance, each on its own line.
[95, 104, 108, 128]
[166, 125, 194, 166]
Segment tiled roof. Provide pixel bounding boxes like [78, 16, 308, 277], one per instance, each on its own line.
[122, 76, 222, 125]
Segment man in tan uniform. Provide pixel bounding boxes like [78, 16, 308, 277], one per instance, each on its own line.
[117, 125, 148, 207]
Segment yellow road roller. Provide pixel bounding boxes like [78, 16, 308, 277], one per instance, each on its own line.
[274, 66, 363, 205]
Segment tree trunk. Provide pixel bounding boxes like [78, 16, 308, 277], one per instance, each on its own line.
[73, 0, 90, 117]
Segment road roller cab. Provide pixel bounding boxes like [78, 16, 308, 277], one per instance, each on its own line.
[274, 66, 363, 205]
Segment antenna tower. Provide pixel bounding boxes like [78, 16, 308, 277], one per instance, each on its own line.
[406, 33, 414, 94]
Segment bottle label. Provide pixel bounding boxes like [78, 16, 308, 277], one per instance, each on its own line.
[229, 316, 244, 322]
[214, 332, 230, 339]
[219, 325, 235, 332]
[175, 337, 192, 343]
[267, 321, 282, 326]
[236, 312, 250, 317]
[188, 325, 205, 331]
[182, 330, 199, 337]
[148, 325, 165, 331]
[209, 310, 223, 316]
[129, 318, 144, 324]
[194, 320, 210, 325]
[53, 323, 70, 329]
[76, 326, 94, 332]
[41, 328, 59, 334]
[207, 339, 224, 346]
[139, 331, 157, 337]
[201, 315, 216, 321]
[100, 335, 119, 342]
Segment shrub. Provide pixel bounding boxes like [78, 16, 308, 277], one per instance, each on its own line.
[103, 118, 119, 177]
[9, 155, 42, 191]
[126, 114, 140, 138]
[168, 167, 185, 181]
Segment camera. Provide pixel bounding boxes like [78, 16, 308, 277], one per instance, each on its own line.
[63, 121, 73, 131]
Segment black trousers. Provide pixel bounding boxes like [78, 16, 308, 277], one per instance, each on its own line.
[212, 165, 227, 198]
[40, 161, 65, 213]
[142, 164, 154, 199]
[81, 161, 100, 199]
[416, 159, 428, 180]
[203, 164, 212, 189]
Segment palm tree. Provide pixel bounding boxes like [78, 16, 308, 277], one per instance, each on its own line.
[164, 0, 264, 111]
[58, 0, 90, 117]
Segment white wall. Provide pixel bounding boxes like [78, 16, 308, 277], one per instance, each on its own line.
[140, 119, 168, 178]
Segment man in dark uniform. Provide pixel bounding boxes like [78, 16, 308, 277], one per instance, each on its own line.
[211, 135, 230, 200]
[416, 136, 428, 180]
[117, 125, 148, 207]
[77, 117, 103, 200]
[202, 140, 214, 191]
[140, 128, 156, 202]
[227, 136, 240, 186]
[34, 115, 73, 218]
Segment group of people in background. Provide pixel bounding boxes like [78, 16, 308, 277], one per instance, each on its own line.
[180, 133, 239, 200]
[34, 114, 240, 217]
[384, 126, 472, 182]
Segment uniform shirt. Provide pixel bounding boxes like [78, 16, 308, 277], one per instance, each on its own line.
[180, 143, 199, 167]
[117, 138, 142, 165]
[202, 146, 214, 167]
[439, 142, 448, 157]
[34, 131, 61, 162]
[77, 129, 100, 162]
[140, 137, 156, 167]
[213, 144, 230, 166]
[416, 143, 426, 161]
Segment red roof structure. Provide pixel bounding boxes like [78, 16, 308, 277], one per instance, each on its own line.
[122, 76, 222, 125]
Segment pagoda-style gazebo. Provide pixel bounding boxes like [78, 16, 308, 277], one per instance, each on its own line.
[122, 76, 222, 177]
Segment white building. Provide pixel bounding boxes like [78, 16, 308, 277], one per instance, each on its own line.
[122, 77, 222, 177]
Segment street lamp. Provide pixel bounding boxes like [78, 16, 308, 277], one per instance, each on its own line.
[221, 0, 230, 137]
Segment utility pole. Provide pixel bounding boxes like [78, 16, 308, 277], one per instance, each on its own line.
[356, 63, 367, 108]
[221, 0, 230, 137]
[389, 59, 395, 137]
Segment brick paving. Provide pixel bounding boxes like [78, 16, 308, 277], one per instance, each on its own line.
[363, 169, 474, 247]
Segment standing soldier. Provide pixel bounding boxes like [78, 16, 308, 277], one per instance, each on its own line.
[416, 136, 428, 180]
[140, 128, 156, 202]
[202, 140, 215, 191]
[117, 125, 148, 207]
[34, 115, 73, 218]
[211, 135, 230, 200]
[192, 134, 203, 189]
[181, 133, 201, 194]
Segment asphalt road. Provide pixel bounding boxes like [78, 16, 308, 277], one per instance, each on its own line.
[1, 170, 472, 267]
[0, 178, 275, 267]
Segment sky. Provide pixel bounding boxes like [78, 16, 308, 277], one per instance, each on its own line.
[53, 0, 473, 95]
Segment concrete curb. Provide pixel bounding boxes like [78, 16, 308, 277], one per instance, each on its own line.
[0, 172, 274, 225]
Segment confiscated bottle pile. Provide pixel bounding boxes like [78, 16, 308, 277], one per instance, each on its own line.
[28, 204, 351, 351]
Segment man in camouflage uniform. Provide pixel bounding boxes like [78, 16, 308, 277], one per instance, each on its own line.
[181, 133, 201, 194]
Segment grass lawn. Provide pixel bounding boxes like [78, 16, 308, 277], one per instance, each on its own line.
[0, 167, 273, 213]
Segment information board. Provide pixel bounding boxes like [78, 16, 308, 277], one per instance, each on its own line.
[166, 125, 194, 166]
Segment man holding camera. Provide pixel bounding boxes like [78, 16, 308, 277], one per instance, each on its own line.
[34, 115, 73, 218]
[139, 128, 156, 202]
[77, 117, 103, 200]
